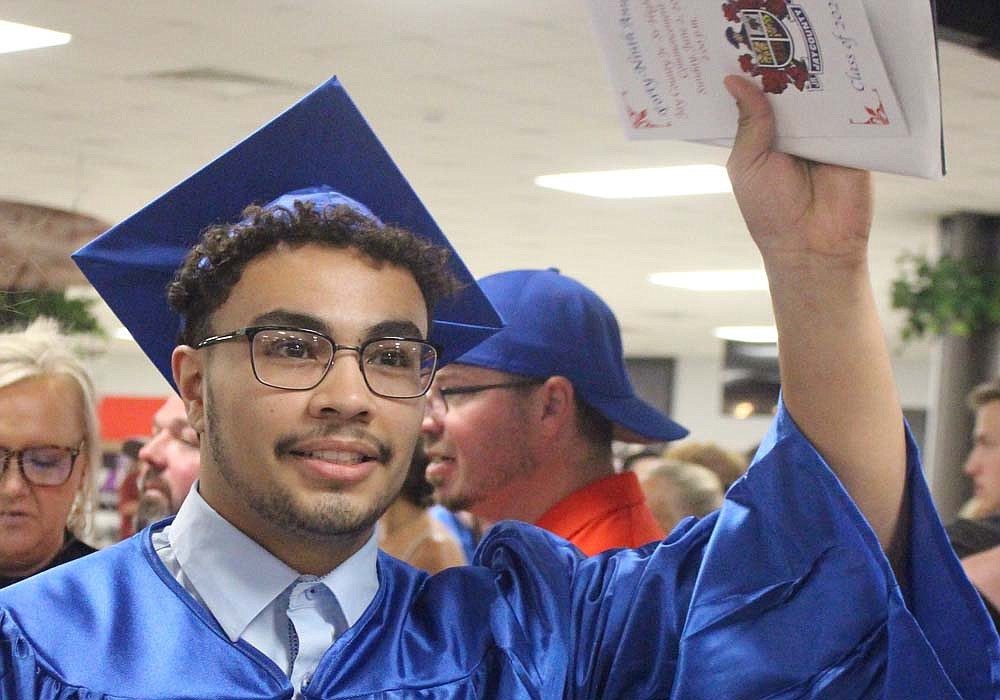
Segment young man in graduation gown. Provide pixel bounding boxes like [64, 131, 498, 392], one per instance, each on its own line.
[0, 75, 997, 699]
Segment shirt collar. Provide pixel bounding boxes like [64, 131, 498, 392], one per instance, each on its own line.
[168, 482, 379, 642]
[534, 471, 645, 538]
[328, 531, 379, 627]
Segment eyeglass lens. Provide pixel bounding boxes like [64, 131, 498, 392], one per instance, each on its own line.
[430, 379, 544, 413]
[1, 447, 76, 486]
[250, 328, 436, 397]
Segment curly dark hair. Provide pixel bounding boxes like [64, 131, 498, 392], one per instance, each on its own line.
[168, 200, 462, 345]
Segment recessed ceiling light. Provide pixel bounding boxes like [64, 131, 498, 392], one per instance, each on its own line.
[0, 20, 71, 55]
[648, 270, 767, 291]
[534, 165, 731, 199]
[714, 326, 778, 343]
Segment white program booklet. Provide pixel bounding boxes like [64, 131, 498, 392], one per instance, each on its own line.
[587, 0, 943, 178]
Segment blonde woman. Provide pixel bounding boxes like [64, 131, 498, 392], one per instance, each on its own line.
[0, 319, 99, 587]
[636, 458, 725, 533]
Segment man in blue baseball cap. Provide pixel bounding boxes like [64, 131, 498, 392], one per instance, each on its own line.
[423, 267, 684, 555]
[0, 75, 996, 699]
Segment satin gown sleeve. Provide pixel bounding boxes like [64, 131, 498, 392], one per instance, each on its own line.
[468, 402, 1000, 699]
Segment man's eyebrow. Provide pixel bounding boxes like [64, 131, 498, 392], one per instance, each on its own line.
[247, 312, 423, 341]
[250, 309, 328, 333]
[366, 319, 425, 340]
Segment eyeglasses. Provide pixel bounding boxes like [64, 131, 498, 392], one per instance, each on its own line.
[0, 444, 83, 487]
[427, 378, 544, 414]
[195, 326, 440, 399]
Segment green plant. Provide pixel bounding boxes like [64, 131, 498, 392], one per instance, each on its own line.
[0, 289, 103, 335]
[891, 253, 1000, 341]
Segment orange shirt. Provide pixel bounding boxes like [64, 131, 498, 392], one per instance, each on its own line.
[534, 471, 665, 556]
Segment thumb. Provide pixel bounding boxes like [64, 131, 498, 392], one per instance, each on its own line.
[725, 75, 775, 176]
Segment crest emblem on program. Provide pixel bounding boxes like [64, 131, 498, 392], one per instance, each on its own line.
[723, 0, 823, 95]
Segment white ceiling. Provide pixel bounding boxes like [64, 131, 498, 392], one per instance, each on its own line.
[3, 1, 998, 368]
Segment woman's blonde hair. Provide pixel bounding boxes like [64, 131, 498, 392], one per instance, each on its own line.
[0, 318, 100, 539]
[665, 441, 748, 491]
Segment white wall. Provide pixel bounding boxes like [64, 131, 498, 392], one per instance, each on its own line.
[670, 354, 931, 452]
[85, 345, 173, 399]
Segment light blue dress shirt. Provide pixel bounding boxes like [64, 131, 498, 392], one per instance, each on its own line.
[151, 483, 379, 697]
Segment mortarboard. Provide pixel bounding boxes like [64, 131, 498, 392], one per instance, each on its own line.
[72, 76, 502, 387]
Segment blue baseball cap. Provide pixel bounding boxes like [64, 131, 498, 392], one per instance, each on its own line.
[455, 268, 688, 443]
[72, 76, 502, 387]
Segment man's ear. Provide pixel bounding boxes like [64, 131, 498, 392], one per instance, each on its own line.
[536, 376, 576, 438]
[172, 345, 205, 434]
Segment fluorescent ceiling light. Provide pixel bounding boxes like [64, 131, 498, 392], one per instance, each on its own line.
[534, 165, 731, 199]
[0, 20, 71, 55]
[648, 269, 768, 291]
[714, 326, 778, 343]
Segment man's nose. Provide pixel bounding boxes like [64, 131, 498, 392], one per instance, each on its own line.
[964, 452, 979, 475]
[0, 456, 30, 496]
[421, 395, 445, 435]
[307, 350, 376, 420]
[138, 435, 167, 472]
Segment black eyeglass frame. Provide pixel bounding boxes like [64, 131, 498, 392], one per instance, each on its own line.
[194, 325, 441, 398]
[0, 443, 84, 487]
[434, 378, 545, 412]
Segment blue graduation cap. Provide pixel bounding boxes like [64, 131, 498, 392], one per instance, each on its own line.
[73, 76, 502, 387]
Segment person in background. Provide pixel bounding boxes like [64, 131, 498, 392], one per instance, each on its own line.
[429, 504, 483, 563]
[133, 393, 201, 531]
[378, 446, 466, 573]
[664, 440, 748, 491]
[422, 268, 684, 556]
[636, 457, 724, 533]
[618, 445, 666, 476]
[115, 437, 145, 539]
[953, 379, 1000, 522]
[0, 319, 99, 587]
[947, 378, 1000, 629]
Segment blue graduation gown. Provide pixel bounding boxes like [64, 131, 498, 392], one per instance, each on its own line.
[1, 406, 997, 699]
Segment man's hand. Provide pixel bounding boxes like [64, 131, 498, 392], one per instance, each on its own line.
[724, 75, 906, 559]
[725, 75, 873, 271]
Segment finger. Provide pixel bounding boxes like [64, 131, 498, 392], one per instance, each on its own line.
[725, 75, 775, 176]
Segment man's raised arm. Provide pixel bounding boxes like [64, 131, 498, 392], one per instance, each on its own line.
[725, 76, 907, 557]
